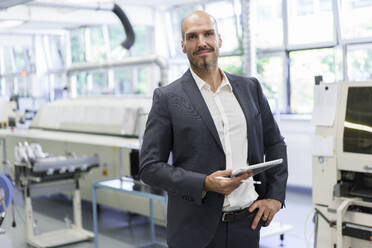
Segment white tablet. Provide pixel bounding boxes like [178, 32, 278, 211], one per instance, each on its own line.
[231, 158, 283, 177]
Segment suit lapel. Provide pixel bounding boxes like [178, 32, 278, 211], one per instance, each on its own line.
[181, 70, 224, 152]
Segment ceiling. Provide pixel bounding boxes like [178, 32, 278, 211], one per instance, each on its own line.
[0, 0, 207, 34]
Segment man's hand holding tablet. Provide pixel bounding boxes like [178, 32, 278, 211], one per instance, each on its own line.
[216, 159, 283, 179]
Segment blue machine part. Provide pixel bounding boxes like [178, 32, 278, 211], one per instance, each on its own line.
[0, 174, 13, 212]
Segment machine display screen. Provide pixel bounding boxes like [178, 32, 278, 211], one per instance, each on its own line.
[344, 87, 372, 154]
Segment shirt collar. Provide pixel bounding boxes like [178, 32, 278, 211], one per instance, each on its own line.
[190, 67, 232, 92]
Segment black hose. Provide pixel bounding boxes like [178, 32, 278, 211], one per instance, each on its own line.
[112, 3, 135, 50]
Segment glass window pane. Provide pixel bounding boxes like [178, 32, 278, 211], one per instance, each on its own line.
[135, 67, 150, 94]
[206, 1, 240, 54]
[108, 24, 125, 51]
[89, 27, 107, 62]
[17, 77, 29, 96]
[219, 56, 243, 75]
[13, 47, 26, 71]
[91, 72, 108, 94]
[341, 0, 372, 39]
[288, 0, 334, 45]
[114, 69, 132, 94]
[205, 1, 235, 19]
[76, 72, 88, 96]
[256, 55, 285, 112]
[290, 48, 340, 113]
[3, 47, 14, 73]
[70, 28, 86, 63]
[255, 0, 284, 49]
[169, 63, 189, 82]
[217, 17, 240, 54]
[131, 26, 153, 56]
[48, 36, 64, 69]
[347, 44, 372, 81]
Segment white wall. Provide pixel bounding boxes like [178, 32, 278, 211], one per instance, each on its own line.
[278, 117, 314, 188]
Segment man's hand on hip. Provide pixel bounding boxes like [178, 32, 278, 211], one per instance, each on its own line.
[249, 199, 282, 230]
[203, 170, 252, 195]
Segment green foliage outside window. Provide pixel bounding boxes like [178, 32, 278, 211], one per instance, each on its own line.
[70, 28, 86, 63]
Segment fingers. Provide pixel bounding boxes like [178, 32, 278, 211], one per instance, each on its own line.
[249, 199, 281, 228]
[261, 209, 270, 221]
[251, 205, 264, 230]
[205, 169, 242, 195]
[214, 169, 232, 177]
[265, 211, 275, 226]
[248, 200, 258, 213]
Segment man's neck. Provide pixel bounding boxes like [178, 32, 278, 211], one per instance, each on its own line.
[191, 66, 222, 92]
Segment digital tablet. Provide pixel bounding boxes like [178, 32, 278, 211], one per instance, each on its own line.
[231, 158, 283, 177]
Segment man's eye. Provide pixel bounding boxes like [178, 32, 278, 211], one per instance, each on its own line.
[188, 34, 196, 40]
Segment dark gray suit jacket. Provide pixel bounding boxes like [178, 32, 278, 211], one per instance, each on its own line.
[139, 69, 288, 248]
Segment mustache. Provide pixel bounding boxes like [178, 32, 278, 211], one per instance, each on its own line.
[193, 48, 214, 55]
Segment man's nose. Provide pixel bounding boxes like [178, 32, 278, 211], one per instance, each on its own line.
[196, 35, 207, 47]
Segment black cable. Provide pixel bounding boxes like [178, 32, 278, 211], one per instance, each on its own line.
[112, 4, 135, 50]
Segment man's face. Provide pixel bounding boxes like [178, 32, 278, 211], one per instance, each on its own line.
[181, 14, 222, 71]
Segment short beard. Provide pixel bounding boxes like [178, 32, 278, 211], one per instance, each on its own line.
[188, 53, 218, 72]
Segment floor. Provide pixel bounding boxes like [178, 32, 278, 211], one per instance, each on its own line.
[0, 187, 314, 248]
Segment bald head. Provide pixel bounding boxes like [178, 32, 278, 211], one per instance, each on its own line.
[181, 10, 218, 40]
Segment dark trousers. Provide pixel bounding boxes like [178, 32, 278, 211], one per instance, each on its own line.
[205, 210, 263, 248]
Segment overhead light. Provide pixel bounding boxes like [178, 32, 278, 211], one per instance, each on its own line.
[0, 20, 24, 29]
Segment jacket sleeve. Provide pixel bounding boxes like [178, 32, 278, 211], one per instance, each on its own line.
[254, 78, 288, 206]
[139, 87, 206, 205]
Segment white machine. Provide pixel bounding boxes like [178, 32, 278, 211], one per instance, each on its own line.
[0, 93, 170, 225]
[10, 142, 99, 248]
[312, 81, 372, 247]
[0, 173, 13, 230]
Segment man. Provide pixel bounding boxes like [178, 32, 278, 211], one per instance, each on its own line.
[140, 10, 288, 248]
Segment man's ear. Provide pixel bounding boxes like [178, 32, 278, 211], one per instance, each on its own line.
[181, 40, 186, 53]
[218, 34, 222, 48]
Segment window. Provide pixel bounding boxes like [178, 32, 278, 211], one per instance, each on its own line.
[91, 72, 109, 95]
[70, 28, 86, 63]
[206, 1, 240, 54]
[347, 44, 372, 81]
[89, 27, 107, 62]
[287, 0, 334, 45]
[255, 0, 284, 50]
[48, 36, 64, 69]
[3, 47, 14, 73]
[131, 26, 154, 56]
[290, 48, 340, 113]
[219, 56, 243, 75]
[76, 72, 88, 96]
[108, 24, 125, 51]
[257, 54, 286, 112]
[13, 47, 26, 71]
[114, 69, 132, 94]
[341, 0, 372, 39]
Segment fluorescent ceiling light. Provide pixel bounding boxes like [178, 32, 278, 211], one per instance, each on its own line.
[0, 20, 24, 29]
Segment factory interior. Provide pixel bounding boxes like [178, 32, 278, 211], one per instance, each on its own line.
[0, 0, 372, 247]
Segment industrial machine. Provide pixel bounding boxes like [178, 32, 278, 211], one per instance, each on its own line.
[0, 173, 13, 248]
[0, 173, 13, 229]
[10, 142, 99, 248]
[312, 81, 372, 247]
[0, 93, 169, 225]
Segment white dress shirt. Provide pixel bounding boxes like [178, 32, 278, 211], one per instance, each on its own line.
[190, 68, 258, 212]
